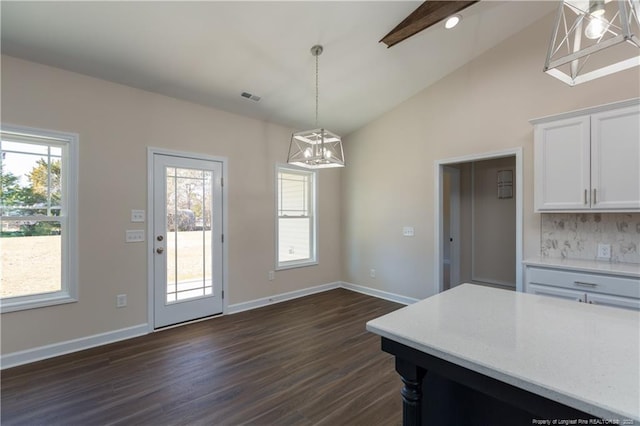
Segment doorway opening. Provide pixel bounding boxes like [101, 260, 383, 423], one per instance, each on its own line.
[435, 148, 523, 293]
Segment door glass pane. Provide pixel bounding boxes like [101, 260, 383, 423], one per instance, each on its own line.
[165, 167, 213, 304]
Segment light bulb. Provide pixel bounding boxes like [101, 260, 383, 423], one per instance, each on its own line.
[303, 148, 312, 158]
[324, 149, 332, 159]
[585, 15, 609, 39]
[444, 15, 461, 30]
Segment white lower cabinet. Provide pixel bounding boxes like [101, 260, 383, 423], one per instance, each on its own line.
[581, 292, 640, 310]
[525, 265, 640, 311]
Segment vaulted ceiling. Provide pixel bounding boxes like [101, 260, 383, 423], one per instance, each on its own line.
[1, 1, 556, 136]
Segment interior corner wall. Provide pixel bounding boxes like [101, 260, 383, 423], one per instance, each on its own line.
[0, 55, 342, 355]
[341, 11, 640, 300]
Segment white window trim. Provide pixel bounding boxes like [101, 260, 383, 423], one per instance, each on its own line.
[275, 164, 318, 270]
[1, 124, 79, 313]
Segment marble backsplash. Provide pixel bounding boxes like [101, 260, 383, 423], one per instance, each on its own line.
[540, 213, 640, 264]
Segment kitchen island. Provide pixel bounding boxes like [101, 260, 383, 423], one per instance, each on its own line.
[367, 284, 640, 425]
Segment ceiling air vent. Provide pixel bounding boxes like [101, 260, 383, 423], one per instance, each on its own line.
[241, 92, 261, 102]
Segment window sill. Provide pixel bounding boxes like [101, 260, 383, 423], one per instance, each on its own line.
[1, 292, 78, 313]
[276, 260, 318, 271]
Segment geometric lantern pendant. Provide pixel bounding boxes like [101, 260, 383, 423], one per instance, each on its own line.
[544, 0, 640, 86]
[287, 45, 345, 169]
[287, 128, 345, 169]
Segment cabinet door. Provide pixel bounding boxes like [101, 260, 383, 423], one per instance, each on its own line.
[591, 105, 640, 209]
[586, 292, 640, 311]
[526, 283, 585, 302]
[534, 116, 591, 211]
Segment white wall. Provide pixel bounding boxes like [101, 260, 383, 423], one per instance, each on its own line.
[472, 157, 516, 287]
[341, 12, 640, 300]
[0, 55, 342, 355]
[2, 9, 639, 359]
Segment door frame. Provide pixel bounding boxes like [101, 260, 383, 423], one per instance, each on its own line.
[434, 147, 523, 294]
[147, 147, 229, 332]
[442, 166, 461, 289]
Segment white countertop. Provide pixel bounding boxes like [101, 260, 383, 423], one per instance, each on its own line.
[524, 257, 640, 278]
[366, 284, 640, 421]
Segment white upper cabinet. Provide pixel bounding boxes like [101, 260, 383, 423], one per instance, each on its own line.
[591, 105, 640, 210]
[532, 99, 640, 212]
[534, 116, 591, 210]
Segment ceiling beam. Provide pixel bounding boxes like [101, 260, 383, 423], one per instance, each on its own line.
[380, 1, 479, 48]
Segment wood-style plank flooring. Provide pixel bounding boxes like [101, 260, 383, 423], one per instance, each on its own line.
[1, 289, 403, 425]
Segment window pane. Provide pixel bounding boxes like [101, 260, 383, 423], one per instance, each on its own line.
[0, 220, 62, 298]
[1, 140, 49, 155]
[278, 217, 310, 262]
[1, 143, 63, 217]
[279, 172, 308, 216]
[277, 168, 314, 266]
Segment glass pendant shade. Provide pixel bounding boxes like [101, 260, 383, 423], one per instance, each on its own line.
[544, 0, 640, 86]
[287, 128, 344, 169]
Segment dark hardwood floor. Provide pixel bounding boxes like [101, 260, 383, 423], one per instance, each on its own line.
[1, 289, 403, 425]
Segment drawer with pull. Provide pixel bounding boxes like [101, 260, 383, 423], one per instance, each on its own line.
[526, 267, 640, 299]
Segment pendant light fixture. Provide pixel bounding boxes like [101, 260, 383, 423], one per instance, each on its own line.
[544, 0, 640, 86]
[287, 45, 345, 169]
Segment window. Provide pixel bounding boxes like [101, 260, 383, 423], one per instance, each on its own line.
[1, 125, 78, 312]
[276, 166, 316, 269]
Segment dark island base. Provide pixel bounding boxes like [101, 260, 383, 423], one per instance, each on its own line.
[382, 337, 601, 426]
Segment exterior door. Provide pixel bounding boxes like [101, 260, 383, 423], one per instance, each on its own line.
[152, 153, 223, 328]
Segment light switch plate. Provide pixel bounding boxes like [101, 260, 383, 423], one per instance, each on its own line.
[402, 226, 415, 237]
[131, 209, 145, 223]
[126, 230, 145, 243]
[116, 294, 127, 308]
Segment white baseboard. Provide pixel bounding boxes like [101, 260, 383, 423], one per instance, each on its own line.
[341, 282, 420, 305]
[227, 282, 341, 314]
[1, 323, 148, 370]
[2, 281, 418, 369]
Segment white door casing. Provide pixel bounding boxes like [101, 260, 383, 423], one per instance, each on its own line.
[149, 150, 225, 329]
[434, 148, 523, 295]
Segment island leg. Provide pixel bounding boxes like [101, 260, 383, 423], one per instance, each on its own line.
[395, 358, 427, 426]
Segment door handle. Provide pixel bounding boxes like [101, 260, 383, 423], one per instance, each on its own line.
[156, 247, 164, 254]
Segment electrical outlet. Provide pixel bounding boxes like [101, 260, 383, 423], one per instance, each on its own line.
[125, 230, 145, 243]
[131, 209, 145, 223]
[116, 294, 127, 308]
[597, 243, 611, 259]
[268, 271, 275, 281]
[370, 269, 376, 278]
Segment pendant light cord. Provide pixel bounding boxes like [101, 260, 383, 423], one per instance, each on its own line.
[315, 52, 319, 128]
